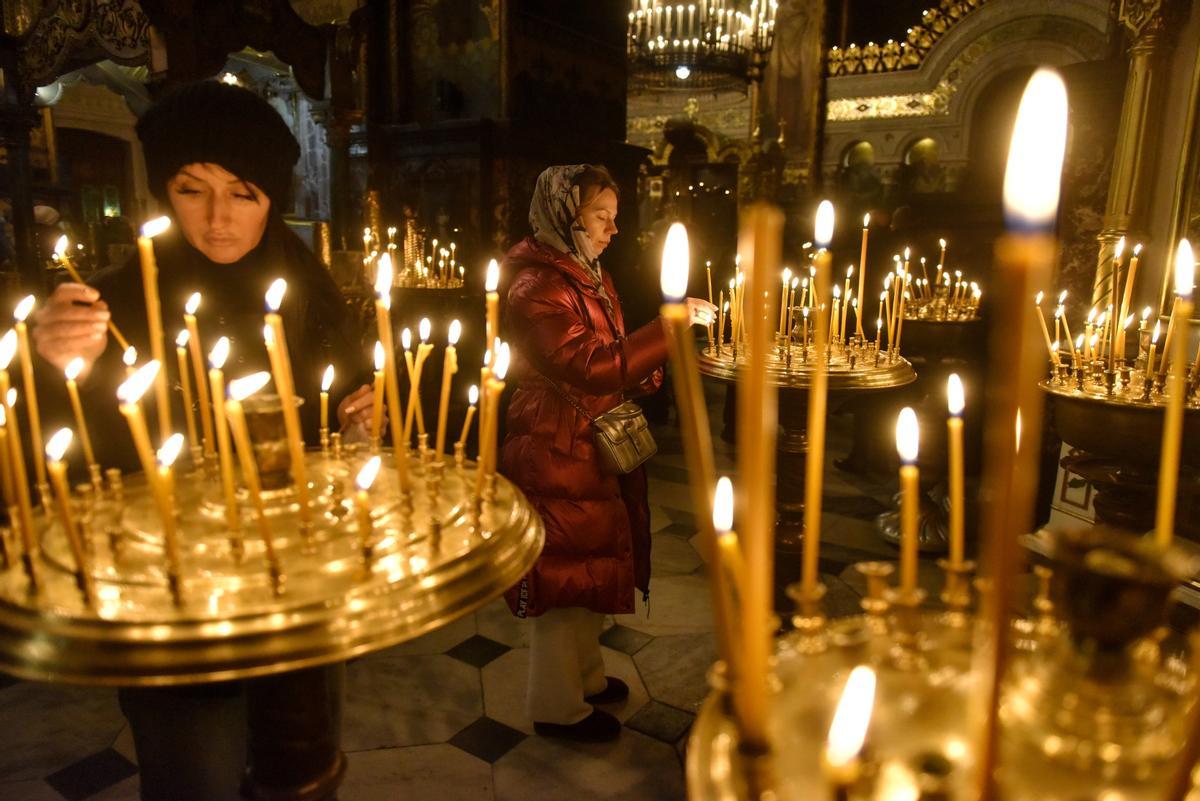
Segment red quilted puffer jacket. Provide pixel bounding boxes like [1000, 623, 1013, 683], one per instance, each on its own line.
[501, 237, 668, 618]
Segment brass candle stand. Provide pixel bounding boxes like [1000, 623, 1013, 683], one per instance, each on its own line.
[0, 439, 543, 686]
[688, 528, 1200, 801]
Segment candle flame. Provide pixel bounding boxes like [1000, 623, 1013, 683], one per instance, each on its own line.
[814, 200, 834, 247]
[1034, 292, 1044, 306]
[1134, 243, 1143, 256]
[1016, 409, 1023, 452]
[1152, 320, 1162, 342]
[210, 337, 229, 369]
[1003, 68, 1068, 230]
[65, 357, 84, 381]
[884, 274, 893, 289]
[864, 213, 871, 228]
[228, 371, 271, 402]
[0, 403, 7, 426]
[184, 292, 201, 315]
[54, 235, 69, 259]
[1174, 239, 1195, 297]
[468, 384, 479, 405]
[13, 295, 34, 322]
[374, 341, 385, 372]
[846, 266, 854, 278]
[118, 360, 161, 404]
[713, 476, 734, 533]
[123, 346, 138, 367]
[175, 329, 189, 348]
[1075, 334, 1084, 349]
[157, 433, 184, 468]
[903, 247, 910, 260]
[265, 278, 287, 312]
[939, 238, 946, 249]
[1124, 314, 1134, 329]
[321, 364, 334, 392]
[803, 308, 810, 319]
[493, 341, 512, 380]
[782, 268, 792, 283]
[402, 328, 412, 350]
[486, 258, 500, 293]
[45, 427, 73, 462]
[947, 374, 964, 416]
[896, 407, 919, 464]
[826, 666, 877, 768]
[376, 253, 393, 297]
[419, 318, 431, 342]
[141, 216, 171, 239]
[832, 285, 841, 299]
[1142, 306, 1152, 321]
[1086, 307, 1097, 324]
[448, 319, 462, 345]
[6, 388, 14, 407]
[791, 277, 798, 288]
[356, 455, 382, 491]
[1114, 236, 1125, 261]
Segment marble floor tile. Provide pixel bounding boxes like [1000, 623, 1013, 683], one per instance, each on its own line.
[45, 748, 136, 801]
[646, 478, 695, 518]
[650, 532, 702, 576]
[448, 716, 527, 764]
[598, 623, 654, 656]
[0, 684, 124, 782]
[625, 700, 694, 744]
[476, 596, 530, 649]
[649, 503, 672, 533]
[446, 635, 511, 668]
[341, 744, 494, 801]
[594, 647, 650, 724]
[615, 574, 714, 637]
[86, 775, 140, 801]
[110, 725, 136, 766]
[634, 633, 719, 713]
[343, 654, 482, 751]
[492, 728, 685, 801]
[380, 613, 476, 657]
[0, 780, 66, 801]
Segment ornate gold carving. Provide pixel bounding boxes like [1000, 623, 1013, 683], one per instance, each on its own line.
[1119, 0, 1163, 37]
[20, 0, 150, 87]
[826, 0, 987, 76]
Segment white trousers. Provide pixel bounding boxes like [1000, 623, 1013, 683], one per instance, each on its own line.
[526, 607, 608, 725]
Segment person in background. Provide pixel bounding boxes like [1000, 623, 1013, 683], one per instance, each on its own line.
[501, 164, 713, 742]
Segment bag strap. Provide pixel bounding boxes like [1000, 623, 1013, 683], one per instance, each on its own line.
[537, 372, 600, 425]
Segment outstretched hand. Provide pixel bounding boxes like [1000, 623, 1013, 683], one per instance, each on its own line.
[337, 383, 385, 444]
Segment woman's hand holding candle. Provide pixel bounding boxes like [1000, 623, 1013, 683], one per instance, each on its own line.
[30, 283, 110, 376]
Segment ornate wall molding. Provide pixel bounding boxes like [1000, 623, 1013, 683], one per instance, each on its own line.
[826, 0, 987, 76]
[20, 0, 150, 88]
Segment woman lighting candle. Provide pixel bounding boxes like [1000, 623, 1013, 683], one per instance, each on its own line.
[896, 407, 920, 594]
[1154, 239, 1194, 547]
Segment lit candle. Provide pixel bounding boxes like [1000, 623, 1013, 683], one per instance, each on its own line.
[706, 260, 713, 305]
[355, 455, 382, 568]
[802, 201, 834, 599]
[320, 364, 334, 450]
[936, 237, 946, 289]
[474, 342, 511, 503]
[374, 255, 411, 494]
[225, 371, 281, 584]
[123, 346, 138, 378]
[661, 223, 735, 673]
[435, 320, 461, 461]
[1117, 243, 1142, 359]
[117, 361, 163, 482]
[841, 266, 853, 341]
[736, 201, 784, 751]
[896, 407, 920, 593]
[947, 375, 965, 567]
[404, 319, 434, 444]
[1058, 306, 1077, 364]
[53, 235, 131, 352]
[778, 268, 792, 335]
[0, 332, 35, 577]
[137, 216, 173, 442]
[1154, 239, 1194, 547]
[263, 279, 311, 530]
[824, 665, 876, 795]
[977, 68, 1068, 799]
[44, 428, 94, 601]
[63, 358, 100, 486]
[154, 433, 186, 603]
[208, 337, 240, 551]
[856, 215, 870, 338]
[457, 385, 479, 448]
[0, 404, 14, 521]
[1034, 293, 1058, 366]
[710, 477, 746, 677]
[183, 293, 215, 463]
[370, 342, 386, 443]
[174, 330, 201, 458]
[485, 258, 501, 364]
[13, 296, 47, 498]
[1145, 321, 1161, 381]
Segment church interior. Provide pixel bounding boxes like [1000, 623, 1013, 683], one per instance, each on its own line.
[0, 1, 1199, 799]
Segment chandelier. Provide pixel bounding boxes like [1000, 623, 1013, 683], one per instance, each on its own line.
[627, 0, 778, 92]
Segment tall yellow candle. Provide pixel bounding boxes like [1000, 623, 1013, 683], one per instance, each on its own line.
[1034, 294, 1059, 366]
[1155, 240, 1194, 547]
[174, 330, 200, 456]
[0, 405, 14, 527]
[976, 69, 1067, 801]
[53, 235, 131, 351]
[1117, 243, 1142, 359]
[856, 215, 870, 338]
[117, 361, 164, 483]
[457, 385, 478, 447]
[947, 374, 966, 567]
[374, 256, 411, 493]
[841, 266, 853, 342]
[1145, 321, 1161, 381]
[225, 372, 281, 584]
[896, 407, 921, 593]
[802, 202, 834, 596]
[404, 319, 434, 442]
[370, 342, 386, 443]
[485, 258, 501, 364]
[154, 433, 186, 603]
[208, 338, 241, 551]
[13, 296, 47, 495]
[63, 358, 98, 473]
[137, 216, 173, 442]
[661, 222, 739, 680]
[183, 293, 215, 462]
[320, 364, 334, 450]
[45, 428, 93, 600]
[0, 331, 36, 580]
[435, 320, 461, 460]
[263, 279, 311, 529]
[735, 201, 784, 751]
[936, 237, 946, 289]
[474, 343, 510, 502]
[711, 477, 745, 683]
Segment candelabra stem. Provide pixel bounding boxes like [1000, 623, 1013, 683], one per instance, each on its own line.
[785, 581, 827, 654]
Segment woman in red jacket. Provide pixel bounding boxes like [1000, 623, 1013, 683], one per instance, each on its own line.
[502, 165, 713, 742]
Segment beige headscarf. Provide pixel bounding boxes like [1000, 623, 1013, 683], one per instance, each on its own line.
[528, 165, 607, 293]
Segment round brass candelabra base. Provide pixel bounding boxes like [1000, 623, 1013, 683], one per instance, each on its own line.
[0, 448, 543, 686]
